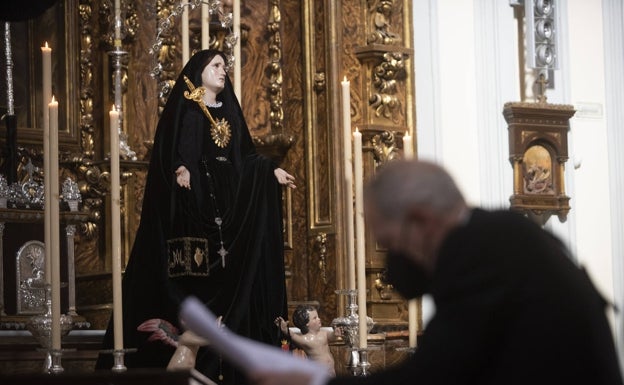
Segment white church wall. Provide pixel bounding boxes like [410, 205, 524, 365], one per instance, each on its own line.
[414, 0, 481, 206]
[601, 0, 624, 370]
[414, 0, 519, 209]
[413, 0, 621, 356]
[562, 0, 615, 314]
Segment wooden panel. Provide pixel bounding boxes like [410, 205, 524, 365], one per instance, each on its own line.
[303, 0, 334, 230]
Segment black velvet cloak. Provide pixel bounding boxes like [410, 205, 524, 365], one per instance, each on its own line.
[96, 50, 288, 383]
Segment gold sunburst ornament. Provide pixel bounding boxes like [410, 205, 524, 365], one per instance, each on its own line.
[183, 76, 232, 148]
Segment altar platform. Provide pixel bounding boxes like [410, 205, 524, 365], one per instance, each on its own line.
[0, 368, 217, 385]
[0, 328, 414, 378]
[0, 330, 104, 374]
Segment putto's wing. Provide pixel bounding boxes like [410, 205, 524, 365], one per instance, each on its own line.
[137, 318, 180, 347]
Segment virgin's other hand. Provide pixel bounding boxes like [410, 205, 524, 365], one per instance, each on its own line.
[176, 165, 191, 189]
[274, 168, 296, 189]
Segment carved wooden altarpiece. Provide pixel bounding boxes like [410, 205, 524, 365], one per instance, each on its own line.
[0, 0, 418, 374]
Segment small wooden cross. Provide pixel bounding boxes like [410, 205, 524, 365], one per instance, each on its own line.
[537, 73, 549, 104]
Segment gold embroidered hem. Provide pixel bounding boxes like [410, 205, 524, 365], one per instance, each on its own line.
[183, 75, 232, 148]
[167, 237, 210, 277]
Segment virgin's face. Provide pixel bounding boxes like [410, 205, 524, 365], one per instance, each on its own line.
[201, 55, 227, 93]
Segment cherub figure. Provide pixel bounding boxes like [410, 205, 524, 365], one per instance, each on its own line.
[137, 317, 221, 371]
[274, 305, 340, 376]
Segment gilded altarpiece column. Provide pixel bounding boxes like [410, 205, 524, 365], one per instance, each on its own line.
[345, 0, 416, 333]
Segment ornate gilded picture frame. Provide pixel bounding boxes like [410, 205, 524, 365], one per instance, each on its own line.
[1, 0, 81, 148]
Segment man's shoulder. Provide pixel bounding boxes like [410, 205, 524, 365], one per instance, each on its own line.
[445, 208, 536, 246]
[436, 208, 545, 277]
[469, 208, 533, 225]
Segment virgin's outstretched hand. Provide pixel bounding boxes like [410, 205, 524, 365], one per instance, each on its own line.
[274, 168, 296, 189]
[176, 165, 191, 189]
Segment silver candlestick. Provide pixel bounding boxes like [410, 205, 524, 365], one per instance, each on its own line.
[99, 347, 137, 372]
[358, 348, 371, 377]
[108, 46, 137, 161]
[112, 349, 127, 372]
[332, 289, 362, 376]
[25, 284, 74, 373]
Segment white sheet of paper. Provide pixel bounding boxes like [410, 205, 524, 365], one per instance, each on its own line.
[179, 296, 329, 381]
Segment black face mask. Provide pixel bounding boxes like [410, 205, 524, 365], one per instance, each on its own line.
[386, 250, 432, 299]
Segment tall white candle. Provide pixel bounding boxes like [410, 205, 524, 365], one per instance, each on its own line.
[41, 43, 52, 109]
[408, 299, 418, 347]
[233, 0, 241, 100]
[403, 131, 413, 159]
[42, 43, 52, 286]
[342, 77, 356, 291]
[114, 0, 121, 46]
[49, 96, 61, 351]
[201, 1, 209, 50]
[111, 0, 123, 144]
[181, 0, 190, 65]
[110, 106, 124, 351]
[402, 130, 418, 347]
[353, 128, 367, 349]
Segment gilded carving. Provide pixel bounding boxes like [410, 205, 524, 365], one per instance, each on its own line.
[252, 134, 295, 165]
[99, 0, 138, 48]
[313, 72, 326, 93]
[77, 0, 104, 242]
[316, 232, 328, 284]
[152, 0, 180, 110]
[73, 160, 104, 239]
[367, 0, 400, 45]
[79, 0, 95, 159]
[342, 1, 363, 121]
[268, 0, 284, 134]
[371, 131, 400, 164]
[370, 52, 406, 123]
[374, 270, 394, 300]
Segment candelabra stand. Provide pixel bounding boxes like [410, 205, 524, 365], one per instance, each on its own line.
[331, 289, 361, 376]
[108, 46, 137, 161]
[25, 284, 74, 373]
[98, 346, 138, 372]
[113, 349, 128, 372]
[358, 349, 371, 377]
